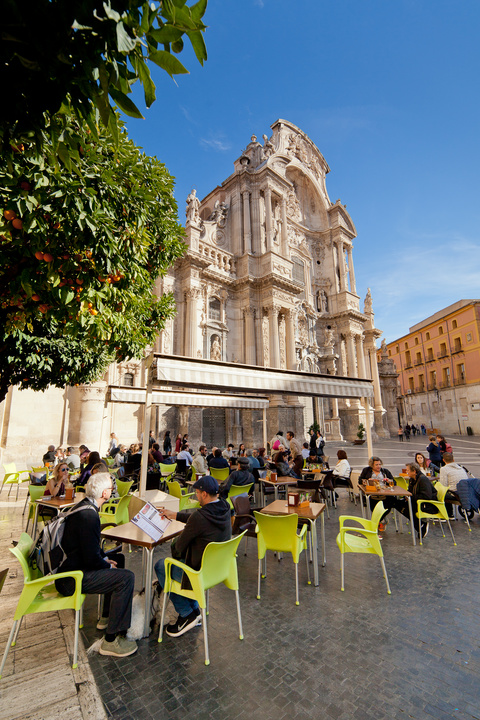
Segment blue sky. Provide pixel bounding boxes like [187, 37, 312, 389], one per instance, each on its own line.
[125, 0, 480, 343]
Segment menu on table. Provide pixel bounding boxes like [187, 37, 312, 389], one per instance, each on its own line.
[131, 501, 171, 542]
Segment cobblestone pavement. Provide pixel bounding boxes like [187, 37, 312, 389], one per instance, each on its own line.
[82, 437, 480, 720]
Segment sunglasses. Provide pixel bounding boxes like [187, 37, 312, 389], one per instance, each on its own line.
[60, 467, 69, 472]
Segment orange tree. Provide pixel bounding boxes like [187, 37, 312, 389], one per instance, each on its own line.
[0, 113, 186, 403]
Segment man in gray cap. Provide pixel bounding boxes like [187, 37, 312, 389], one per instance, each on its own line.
[219, 456, 256, 498]
[155, 475, 231, 637]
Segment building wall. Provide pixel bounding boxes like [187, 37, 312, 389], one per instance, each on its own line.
[378, 300, 480, 435]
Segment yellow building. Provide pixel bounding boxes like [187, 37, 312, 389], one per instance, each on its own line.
[378, 300, 480, 435]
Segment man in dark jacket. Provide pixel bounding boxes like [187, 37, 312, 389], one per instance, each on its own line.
[219, 456, 255, 498]
[55, 473, 136, 657]
[394, 462, 438, 537]
[155, 476, 231, 637]
[208, 448, 229, 469]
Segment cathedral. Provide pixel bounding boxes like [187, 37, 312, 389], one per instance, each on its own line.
[0, 120, 396, 464]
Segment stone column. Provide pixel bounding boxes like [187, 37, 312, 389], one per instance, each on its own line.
[355, 334, 367, 378]
[368, 347, 384, 411]
[244, 308, 256, 365]
[242, 191, 251, 254]
[284, 310, 296, 370]
[268, 306, 280, 368]
[186, 289, 200, 357]
[345, 332, 358, 377]
[67, 382, 108, 450]
[265, 187, 273, 251]
[251, 186, 261, 254]
[231, 192, 242, 256]
[281, 197, 288, 255]
[347, 247, 356, 293]
[337, 242, 347, 291]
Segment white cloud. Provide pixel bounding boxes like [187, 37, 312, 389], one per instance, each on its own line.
[200, 136, 232, 152]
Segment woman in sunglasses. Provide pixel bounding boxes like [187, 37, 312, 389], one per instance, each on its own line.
[44, 462, 69, 498]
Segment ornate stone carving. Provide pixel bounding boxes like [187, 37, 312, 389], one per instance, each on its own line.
[279, 313, 286, 369]
[298, 316, 309, 346]
[186, 189, 200, 224]
[323, 326, 335, 348]
[262, 310, 270, 367]
[287, 187, 302, 222]
[317, 289, 328, 313]
[208, 200, 228, 228]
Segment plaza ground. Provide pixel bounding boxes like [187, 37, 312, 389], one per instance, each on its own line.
[1, 434, 480, 719]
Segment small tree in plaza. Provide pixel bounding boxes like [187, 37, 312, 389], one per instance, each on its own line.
[0, 0, 209, 403]
[0, 114, 186, 403]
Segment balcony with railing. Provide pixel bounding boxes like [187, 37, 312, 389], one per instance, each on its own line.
[414, 358, 423, 366]
[404, 362, 413, 369]
[425, 355, 435, 363]
[437, 350, 448, 359]
[453, 375, 467, 386]
[415, 385, 426, 393]
[451, 344, 463, 355]
[438, 380, 451, 388]
[426, 382, 437, 391]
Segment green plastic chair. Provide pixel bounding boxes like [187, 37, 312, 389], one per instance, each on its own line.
[166, 480, 200, 510]
[24, 485, 47, 535]
[417, 482, 456, 546]
[226, 483, 254, 510]
[209, 467, 230, 482]
[159, 463, 177, 481]
[98, 495, 132, 527]
[1, 463, 30, 500]
[394, 476, 409, 491]
[254, 511, 310, 606]
[116, 479, 133, 497]
[0, 533, 85, 678]
[336, 501, 391, 594]
[158, 532, 246, 665]
[102, 456, 115, 467]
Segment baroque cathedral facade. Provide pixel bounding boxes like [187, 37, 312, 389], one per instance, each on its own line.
[156, 120, 389, 448]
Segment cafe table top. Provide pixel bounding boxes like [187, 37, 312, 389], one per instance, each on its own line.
[258, 499, 326, 521]
[101, 517, 185, 550]
[35, 492, 86, 510]
[132, 489, 179, 513]
[301, 468, 327, 475]
[260, 476, 299, 488]
[359, 484, 412, 497]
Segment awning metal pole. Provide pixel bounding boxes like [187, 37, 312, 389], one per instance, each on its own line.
[139, 354, 155, 500]
[262, 406, 267, 449]
[363, 397, 373, 461]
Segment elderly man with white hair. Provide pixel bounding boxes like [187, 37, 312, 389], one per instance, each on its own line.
[54, 473, 137, 658]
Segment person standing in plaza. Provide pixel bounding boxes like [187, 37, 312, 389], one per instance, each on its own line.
[286, 430, 304, 477]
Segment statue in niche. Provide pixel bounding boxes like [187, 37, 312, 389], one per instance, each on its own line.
[186, 188, 200, 224]
[208, 200, 228, 228]
[317, 290, 328, 313]
[262, 133, 275, 159]
[287, 188, 301, 222]
[210, 336, 222, 361]
[324, 327, 335, 348]
[364, 287, 373, 314]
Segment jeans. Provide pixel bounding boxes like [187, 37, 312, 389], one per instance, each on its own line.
[154, 558, 199, 618]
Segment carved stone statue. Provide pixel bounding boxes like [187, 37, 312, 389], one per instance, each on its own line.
[324, 327, 335, 348]
[186, 188, 200, 224]
[287, 188, 301, 222]
[317, 289, 328, 313]
[210, 336, 222, 361]
[364, 288, 373, 314]
[262, 133, 275, 159]
[381, 338, 388, 356]
[208, 200, 229, 228]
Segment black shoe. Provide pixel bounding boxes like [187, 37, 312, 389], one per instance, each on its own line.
[421, 522, 429, 538]
[166, 609, 201, 637]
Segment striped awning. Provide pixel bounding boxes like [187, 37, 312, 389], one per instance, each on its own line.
[153, 354, 374, 399]
[109, 387, 269, 409]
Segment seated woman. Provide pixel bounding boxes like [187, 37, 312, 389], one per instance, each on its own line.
[149, 443, 164, 464]
[394, 462, 437, 537]
[332, 450, 351, 484]
[44, 462, 69, 498]
[77, 451, 102, 486]
[415, 452, 437, 476]
[359, 456, 395, 529]
[273, 451, 301, 479]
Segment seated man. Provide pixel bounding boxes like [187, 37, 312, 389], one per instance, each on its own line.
[439, 453, 468, 491]
[301, 442, 310, 460]
[222, 443, 235, 460]
[55, 473, 136, 657]
[42, 444, 56, 465]
[192, 445, 209, 476]
[155, 476, 231, 636]
[66, 446, 81, 470]
[208, 448, 229, 469]
[219, 456, 255, 498]
[177, 443, 193, 466]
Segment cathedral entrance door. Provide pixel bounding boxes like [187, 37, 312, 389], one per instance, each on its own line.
[202, 408, 226, 448]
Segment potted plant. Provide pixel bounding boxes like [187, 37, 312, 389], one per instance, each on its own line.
[353, 423, 366, 445]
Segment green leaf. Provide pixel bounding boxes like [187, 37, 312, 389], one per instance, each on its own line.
[116, 22, 137, 53]
[148, 26, 183, 43]
[149, 49, 188, 76]
[186, 29, 207, 65]
[57, 142, 72, 171]
[190, 0, 208, 22]
[137, 58, 156, 107]
[109, 88, 145, 118]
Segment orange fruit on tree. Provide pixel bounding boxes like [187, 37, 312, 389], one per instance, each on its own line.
[4, 209, 16, 221]
[12, 218, 23, 230]
[43, 253, 54, 262]
[35, 251, 44, 260]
